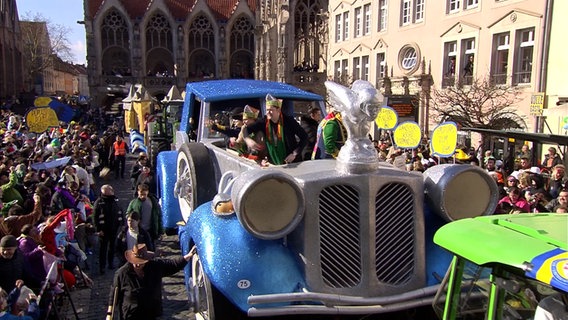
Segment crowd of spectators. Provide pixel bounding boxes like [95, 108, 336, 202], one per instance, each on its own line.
[369, 133, 568, 215]
[0, 108, 163, 319]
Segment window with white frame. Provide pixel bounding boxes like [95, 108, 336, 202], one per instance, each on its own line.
[343, 12, 349, 40]
[335, 59, 350, 83]
[415, 0, 424, 21]
[461, 38, 475, 84]
[335, 14, 342, 42]
[353, 57, 361, 80]
[364, 4, 371, 35]
[355, 7, 362, 38]
[465, 0, 479, 9]
[443, 41, 457, 87]
[377, 52, 386, 80]
[514, 27, 534, 84]
[379, 0, 388, 32]
[342, 59, 349, 82]
[448, 0, 460, 13]
[362, 55, 369, 81]
[492, 32, 509, 85]
[402, 0, 412, 25]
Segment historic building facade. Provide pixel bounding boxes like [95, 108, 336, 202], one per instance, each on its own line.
[327, 0, 549, 134]
[0, 0, 23, 100]
[84, 0, 329, 107]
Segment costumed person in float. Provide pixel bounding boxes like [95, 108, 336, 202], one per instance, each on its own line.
[312, 107, 347, 159]
[243, 94, 307, 165]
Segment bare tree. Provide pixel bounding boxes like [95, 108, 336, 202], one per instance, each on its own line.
[20, 12, 74, 90]
[431, 76, 527, 131]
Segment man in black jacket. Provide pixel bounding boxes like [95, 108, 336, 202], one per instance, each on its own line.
[243, 94, 308, 165]
[107, 244, 195, 320]
[93, 184, 124, 274]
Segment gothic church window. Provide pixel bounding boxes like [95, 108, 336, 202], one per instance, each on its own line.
[230, 16, 254, 79]
[294, 0, 325, 72]
[101, 9, 130, 76]
[145, 12, 174, 76]
[188, 15, 215, 78]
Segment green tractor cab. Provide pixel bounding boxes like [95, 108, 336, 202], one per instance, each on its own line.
[147, 86, 183, 167]
[433, 214, 568, 320]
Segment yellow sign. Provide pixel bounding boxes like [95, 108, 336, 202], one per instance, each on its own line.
[393, 121, 421, 148]
[25, 107, 59, 133]
[431, 122, 458, 157]
[375, 106, 398, 130]
[530, 92, 545, 116]
[34, 96, 53, 107]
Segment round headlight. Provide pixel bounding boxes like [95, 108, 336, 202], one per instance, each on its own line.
[424, 164, 499, 221]
[231, 170, 304, 240]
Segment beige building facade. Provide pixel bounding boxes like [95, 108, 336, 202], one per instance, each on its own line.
[542, 0, 568, 135]
[328, 0, 549, 136]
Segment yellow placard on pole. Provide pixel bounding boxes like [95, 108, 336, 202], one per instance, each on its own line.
[393, 121, 421, 149]
[430, 122, 458, 157]
[530, 92, 545, 116]
[375, 106, 398, 130]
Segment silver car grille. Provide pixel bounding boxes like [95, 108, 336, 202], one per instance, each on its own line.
[319, 183, 415, 288]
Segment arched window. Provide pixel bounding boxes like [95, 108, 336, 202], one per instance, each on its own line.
[100, 9, 130, 76]
[294, 0, 325, 72]
[187, 15, 215, 78]
[145, 13, 174, 76]
[230, 16, 254, 78]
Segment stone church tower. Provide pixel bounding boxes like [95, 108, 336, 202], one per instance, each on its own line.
[83, 0, 329, 107]
[255, 0, 328, 97]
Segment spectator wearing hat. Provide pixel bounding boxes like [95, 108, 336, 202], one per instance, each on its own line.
[106, 244, 195, 320]
[0, 169, 24, 217]
[504, 176, 519, 197]
[243, 94, 308, 165]
[0, 235, 26, 293]
[50, 180, 76, 214]
[232, 105, 265, 160]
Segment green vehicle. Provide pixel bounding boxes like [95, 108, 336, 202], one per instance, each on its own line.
[433, 213, 568, 320]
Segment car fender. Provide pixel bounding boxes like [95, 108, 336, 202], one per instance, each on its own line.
[181, 202, 306, 312]
[156, 150, 182, 229]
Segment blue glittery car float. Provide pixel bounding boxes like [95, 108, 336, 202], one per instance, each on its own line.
[155, 79, 499, 319]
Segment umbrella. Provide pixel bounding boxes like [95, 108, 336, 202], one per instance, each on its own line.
[34, 97, 75, 123]
[30, 156, 71, 171]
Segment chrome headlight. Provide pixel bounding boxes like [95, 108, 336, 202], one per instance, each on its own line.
[424, 164, 499, 221]
[231, 170, 304, 240]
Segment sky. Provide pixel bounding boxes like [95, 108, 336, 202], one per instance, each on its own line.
[16, 0, 86, 65]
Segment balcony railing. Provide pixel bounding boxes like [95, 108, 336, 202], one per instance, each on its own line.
[441, 75, 455, 88]
[491, 73, 507, 85]
[291, 71, 326, 85]
[513, 71, 531, 85]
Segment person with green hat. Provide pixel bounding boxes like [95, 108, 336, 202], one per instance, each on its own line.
[243, 94, 307, 165]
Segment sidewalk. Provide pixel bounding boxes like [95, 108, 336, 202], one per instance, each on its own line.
[63, 154, 193, 319]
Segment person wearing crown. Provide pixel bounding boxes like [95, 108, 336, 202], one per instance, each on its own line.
[243, 95, 307, 165]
